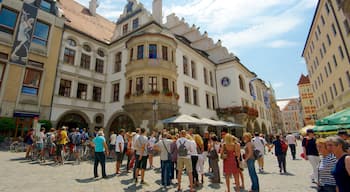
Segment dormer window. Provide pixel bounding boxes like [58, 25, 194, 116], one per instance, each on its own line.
[123, 24, 128, 35]
[133, 18, 139, 30]
[83, 44, 91, 52]
[67, 38, 76, 47]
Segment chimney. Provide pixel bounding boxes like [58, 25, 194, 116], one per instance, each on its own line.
[89, 0, 97, 16]
[152, 0, 162, 24]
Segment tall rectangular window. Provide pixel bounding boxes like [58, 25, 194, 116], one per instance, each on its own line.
[136, 77, 144, 93]
[193, 89, 198, 105]
[113, 83, 120, 102]
[128, 79, 132, 93]
[324, 66, 328, 77]
[184, 86, 190, 103]
[77, 83, 87, 100]
[137, 45, 144, 60]
[162, 78, 169, 92]
[132, 18, 139, 30]
[325, 2, 330, 14]
[212, 95, 216, 109]
[64, 48, 75, 65]
[162, 46, 168, 61]
[58, 79, 71, 97]
[206, 94, 210, 109]
[322, 43, 326, 54]
[130, 48, 133, 61]
[22, 68, 42, 95]
[209, 71, 213, 87]
[183, 56, 188, 75]
[93, 86, 102, 102]
[333, 55, 338, 67]
[0, 61, 6, 88]
[0, 7, 18, 34]
[326, 34, 331, 45]
[148, 76, 157, 91]
[346, 71, 350, 87]
[331, 23, 337, 36]
[114, 52, 121, 73]
[95, 58, 104, 73]
[338, 46, 344, 59]
[149, 44, 157, 59]
[191, 61, 196, 79]
[339, 78, 344, 92]
[328, 62, 332, 74]
[321, 15, 325, 25]
[40, 0, 52, 12]
[32, 21, 50, 46]
[333, 83, 338, 96]
[344, 19, 350, 34]
[203, 67, 208, 84]
[123, 24, 128, 35]
[80, 53, 91, 69]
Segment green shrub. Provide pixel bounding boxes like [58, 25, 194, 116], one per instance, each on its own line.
[38, 120, 52, 131]
[0, 117, 15, 131]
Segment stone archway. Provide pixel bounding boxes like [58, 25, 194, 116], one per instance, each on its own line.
[253, 121, 261, 133]
[107, 113, 135, 133]
[56, 111, 89, 131]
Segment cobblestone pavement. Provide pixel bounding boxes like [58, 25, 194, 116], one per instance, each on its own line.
[0, 145, 318, 192]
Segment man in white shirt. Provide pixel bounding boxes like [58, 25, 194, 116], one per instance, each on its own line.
[134, 128, 149, 184]
[176, 130, 195, 192]
[286, 132, 297, 160]
[252, 132, 268, 173]
[132, 128, 141, 179]
[109, 130, 117, 158]
[115, 129, 125, 174]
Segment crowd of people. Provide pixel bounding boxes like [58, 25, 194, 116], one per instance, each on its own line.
[20, 126, 350, 192]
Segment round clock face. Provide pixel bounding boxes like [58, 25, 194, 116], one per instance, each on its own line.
[221, 77, 230, 87]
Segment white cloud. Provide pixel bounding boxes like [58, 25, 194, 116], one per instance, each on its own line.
[272, 82, 284, 88]
[267, 40, 298, 48]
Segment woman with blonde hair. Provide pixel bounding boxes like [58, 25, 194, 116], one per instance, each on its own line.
[193, 134, 204, 184]
[222, 133, 241, 192]
[233, 135, 245, 190]
[243, 132, 259, 192]
[316, 138, 336, 192]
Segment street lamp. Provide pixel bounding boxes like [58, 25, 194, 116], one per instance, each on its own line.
[152, 100, 158, 131]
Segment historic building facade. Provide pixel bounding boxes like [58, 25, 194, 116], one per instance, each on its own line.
[0, 0, 64, 136]
[277, 98, 304, 133]
[297, 74, 317, 125]
[302, 0, 350, 119]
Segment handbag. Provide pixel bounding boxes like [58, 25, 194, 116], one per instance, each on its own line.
[162, 140, 172, 161]
[220, 144, 228, 160]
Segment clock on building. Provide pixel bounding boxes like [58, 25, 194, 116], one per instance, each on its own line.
[221, 77, 230, 87]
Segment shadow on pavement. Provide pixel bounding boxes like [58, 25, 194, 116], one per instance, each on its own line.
[121, 178, 135, 185]
[207, 182, 221, 189]
[75, 177, 99, 183]
[10, 157, 26, 161]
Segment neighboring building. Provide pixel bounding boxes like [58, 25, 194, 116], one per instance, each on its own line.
[297, 74, 317, 125]
[302, 0, 350, 119]
[269, 87, 284, 134]
[0, 0, 64, 136]
[277, 98, 304, 133]
[339, 0, 350, 20]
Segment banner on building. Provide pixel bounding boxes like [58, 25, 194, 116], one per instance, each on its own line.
[10, 2, 38, 65]
[263, 90, 270, 109]
[249, 77, 258, 100]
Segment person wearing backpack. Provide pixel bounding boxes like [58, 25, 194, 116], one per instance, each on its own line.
[176, 130, 195, 192]
[72, 128, 82, 165]
[269, 134, 288, 174]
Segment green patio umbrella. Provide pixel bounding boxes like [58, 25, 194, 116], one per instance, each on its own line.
[316, 108, 350, 125]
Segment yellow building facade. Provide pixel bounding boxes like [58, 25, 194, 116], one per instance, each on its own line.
[297, 74, 317, 125]
[302, 0, 350, 119]
[0, 0, 64, 136]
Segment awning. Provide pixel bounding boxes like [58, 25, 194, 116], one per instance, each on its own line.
[162, 114, 203, 124]
[13, 111, 40, 117]
[200, 118, 227, 126]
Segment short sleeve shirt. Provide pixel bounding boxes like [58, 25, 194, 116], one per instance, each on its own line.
[135, 135, 148, 156]
[252, 136, 266, 153]
[155, 139, 172, 160]
[115, 135, 124, 153]
[110, 134, 117, 145]
[93, 136, 106, 152]
[286, 134, 296, 145]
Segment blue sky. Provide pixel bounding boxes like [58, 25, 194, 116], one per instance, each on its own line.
[76, 0, 318, 99]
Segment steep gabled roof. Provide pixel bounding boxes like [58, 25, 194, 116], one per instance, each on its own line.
[297, 74, 310, 85]
[59, 0, 116, 43]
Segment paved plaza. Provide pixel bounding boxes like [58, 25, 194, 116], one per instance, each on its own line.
[0, 145, 318, 192]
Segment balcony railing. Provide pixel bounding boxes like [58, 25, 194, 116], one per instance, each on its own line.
[216, 106, 259, 118]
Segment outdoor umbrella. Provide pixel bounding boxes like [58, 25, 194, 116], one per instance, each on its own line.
[162, 114, 203, 124]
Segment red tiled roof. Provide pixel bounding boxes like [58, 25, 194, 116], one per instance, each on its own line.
[297, 74, 310, 85]
[59, 0, 116, 43]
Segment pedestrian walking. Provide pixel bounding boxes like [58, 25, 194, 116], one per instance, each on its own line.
[154, 133, 173, 187]
[134, 128, 149, 185]
[222, 133, 241, 192]
[176, 130, 195, 192]
[91, 130, 109, 178]
[243, 132, 259, 192]
[316, 138, 336, 192]
[193, 134, 205, 184]
[252, 132, 268, 173]
[24, 128, 34, 159]
[269, 135, 288, 174]
[208, 135, 220, 183]
[327, 136, 350, 192]
[286, 132, 297, 160]
[115, 129, 125, 174]
[302, 129, 320, 184]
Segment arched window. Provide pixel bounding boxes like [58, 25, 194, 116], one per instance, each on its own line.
[239, 75, 245, 91]
[67, 38, 76, 47]
[97, 49, 105, 57]
[83, 44, 91, 52]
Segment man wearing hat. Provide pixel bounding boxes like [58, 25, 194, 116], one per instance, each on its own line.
[91, 130, 109, 178]
[302, 129, 320, 184]
[338, 130, 350, 153]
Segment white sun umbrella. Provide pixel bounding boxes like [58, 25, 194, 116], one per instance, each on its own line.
[217, 120, 244, 127]
[162, 114, 203, 124]
[200, 118, 227, 126]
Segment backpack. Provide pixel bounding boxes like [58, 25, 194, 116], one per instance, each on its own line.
[72, 133, 81, 145]
[281, 140, 288, 153]
[253, 148, 262, 160]
[178, 141, 188, 157]
[45, 133, 53, 146]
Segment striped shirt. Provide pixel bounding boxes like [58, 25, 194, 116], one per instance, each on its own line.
[318, 153, 337, 186]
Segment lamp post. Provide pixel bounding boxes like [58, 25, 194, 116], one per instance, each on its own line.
[152, 100, 158, 131]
